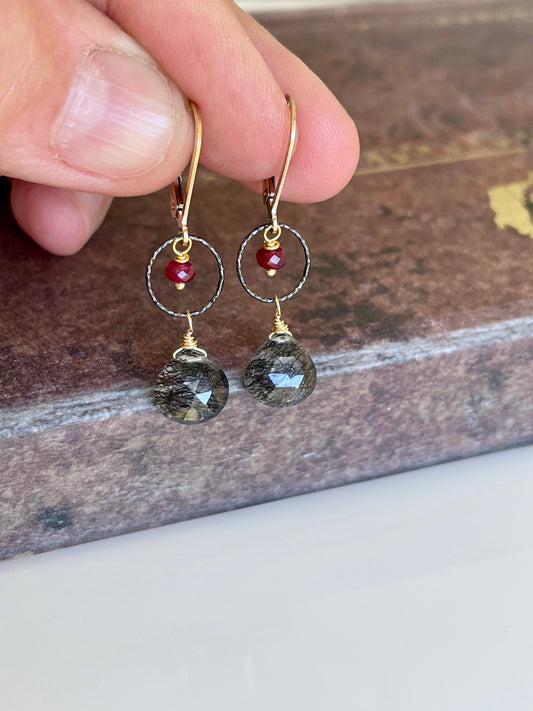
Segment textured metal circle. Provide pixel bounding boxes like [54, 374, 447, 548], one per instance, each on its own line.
[146, 235, 224, 318]
[236, 223, 310, 304]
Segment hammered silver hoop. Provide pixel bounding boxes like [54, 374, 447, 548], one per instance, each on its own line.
[236, 223, 310, 304]
[146, 235, 224, 318]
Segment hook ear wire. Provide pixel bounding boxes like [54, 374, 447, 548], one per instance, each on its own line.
[263, 95, 297, 228]
[170, 101, 202, 239]
[263, 95, 297, 232]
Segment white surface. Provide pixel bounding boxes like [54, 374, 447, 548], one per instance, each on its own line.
[1, 446, 533, 710]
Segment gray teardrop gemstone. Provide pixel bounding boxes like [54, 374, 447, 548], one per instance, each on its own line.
[244, 333, 316, 408]
[154, 350, 229, 423]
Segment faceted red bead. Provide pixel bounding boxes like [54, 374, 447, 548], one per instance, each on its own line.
[256, 246, 286, 270]
[165, 259, 196, 283]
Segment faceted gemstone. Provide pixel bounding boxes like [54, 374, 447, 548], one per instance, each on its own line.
[244, 333, 316, 407]
[154, 350, 228, 423]
[165, 259, 196, 284]
[256, 246, 286, 271]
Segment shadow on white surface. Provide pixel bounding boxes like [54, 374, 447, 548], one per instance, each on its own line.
[1, 446, 532, 710]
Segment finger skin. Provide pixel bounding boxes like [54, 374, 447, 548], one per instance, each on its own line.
[0, 0, 194, 196]
[230, 1, 359, 202]
[8, 0, 357, 253]
[97, 0, 289, 181]
[97, 0, 359, 201]
[10, 181, 112, 255]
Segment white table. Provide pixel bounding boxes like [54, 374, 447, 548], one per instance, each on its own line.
[1, 446, 533, 710]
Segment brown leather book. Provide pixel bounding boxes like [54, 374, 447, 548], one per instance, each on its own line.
[1, 0, 532, 560]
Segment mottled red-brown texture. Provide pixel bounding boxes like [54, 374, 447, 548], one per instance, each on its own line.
[1, 0, 533, 560]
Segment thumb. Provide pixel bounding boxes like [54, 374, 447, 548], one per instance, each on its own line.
[1, 0, 193, 195]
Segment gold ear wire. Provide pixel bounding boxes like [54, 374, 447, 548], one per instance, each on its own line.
[169, 101, 202, 244]
[263, 95, 297, 236]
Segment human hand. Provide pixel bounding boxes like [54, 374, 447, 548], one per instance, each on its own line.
[3, 0, 359, 255]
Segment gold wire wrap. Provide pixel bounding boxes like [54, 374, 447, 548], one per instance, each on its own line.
[181, 310, 198, 349]
[262, 231, 281, 250]
[271, 295, 292, 336]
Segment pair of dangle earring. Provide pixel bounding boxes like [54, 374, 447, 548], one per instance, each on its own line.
[146, 97, 316, 424]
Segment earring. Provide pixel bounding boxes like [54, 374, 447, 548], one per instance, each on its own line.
[236, 96, 316, 408]
[146, 102, 228, 424]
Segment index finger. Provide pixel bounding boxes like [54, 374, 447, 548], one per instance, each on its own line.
[94, 0, 359, 201]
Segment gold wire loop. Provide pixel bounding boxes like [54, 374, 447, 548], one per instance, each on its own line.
[172, 234, 192, 259]
[170, 101, 202, 240]
[263, 224, 282, 248]
[263, 95, 296, 234]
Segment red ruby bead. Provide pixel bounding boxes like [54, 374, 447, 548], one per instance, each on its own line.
[256, 246, 286, 271]
[165, 259, 196, 283]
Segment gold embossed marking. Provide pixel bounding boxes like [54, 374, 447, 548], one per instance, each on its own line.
[488, 172, 533, 240]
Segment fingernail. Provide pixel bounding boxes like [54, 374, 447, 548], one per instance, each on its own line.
[68, 190, 113, 232]
[52, 50, 181, 178]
